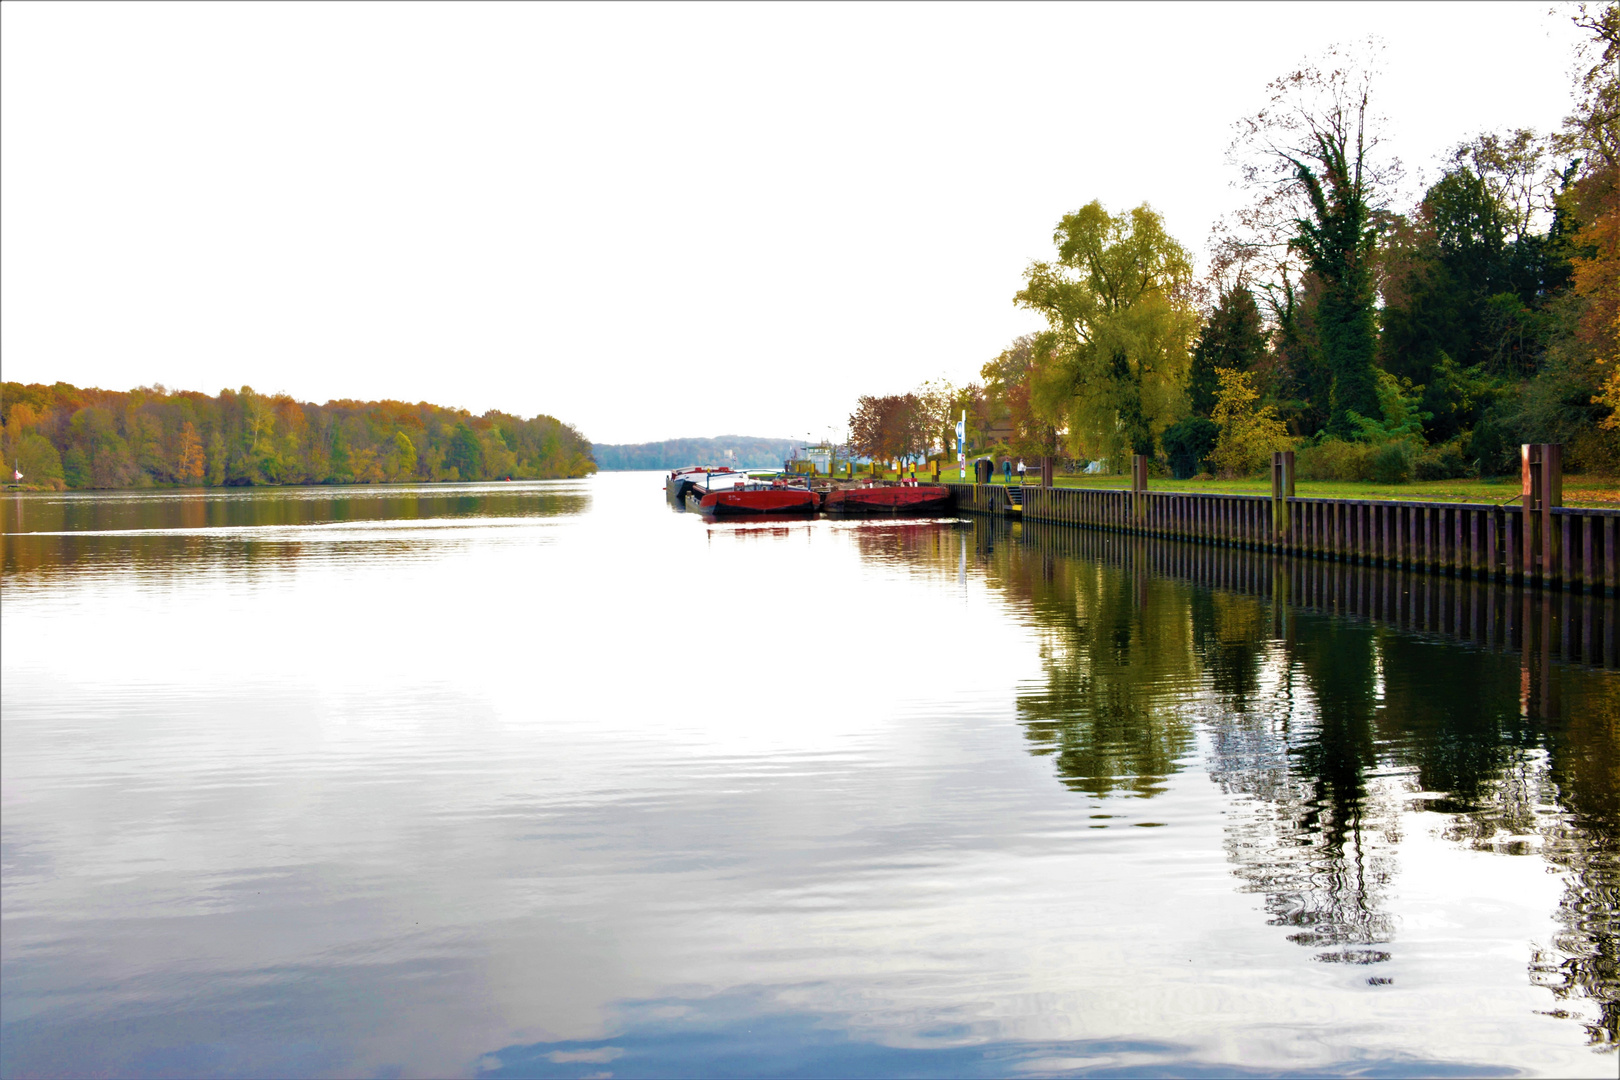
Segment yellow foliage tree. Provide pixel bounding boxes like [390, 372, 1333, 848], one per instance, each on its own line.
[175, 421, 206, 484]
[1015, 201, 1200, 465]
[1599, 364, 1620, 430]
[1575, 190, 1620, 430]
[1207, 368, 1294, 477]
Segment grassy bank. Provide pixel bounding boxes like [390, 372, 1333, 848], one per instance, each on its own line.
[867, 468, 1617, 508]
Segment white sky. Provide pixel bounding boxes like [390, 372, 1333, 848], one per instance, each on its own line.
[0, 2, 1588, 445]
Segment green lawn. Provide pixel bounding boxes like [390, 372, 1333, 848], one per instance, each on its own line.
[906, 469, 1618, 508]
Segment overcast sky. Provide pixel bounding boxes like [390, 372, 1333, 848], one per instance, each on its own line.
[0, 2, 1588, 445]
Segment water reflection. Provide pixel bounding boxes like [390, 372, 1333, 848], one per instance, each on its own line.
[0, 483, 589, 582]
[3, 479, 1615, 1077]
[954, 519, 1618, 1049]
[474, 988, 1513, 1079]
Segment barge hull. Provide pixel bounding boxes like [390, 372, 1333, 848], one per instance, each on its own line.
[693, 490, 817, 516]
[823, 486, 953, 516]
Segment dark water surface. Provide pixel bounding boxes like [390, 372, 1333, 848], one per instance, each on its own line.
[2, 473, 1615, 1078]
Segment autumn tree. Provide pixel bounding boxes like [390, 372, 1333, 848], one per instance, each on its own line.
[1563, 4, 1620, 443]
[176, 421, 206, 484]
[1227, 43, 1399, 437]
[2, 402, 39, 471]
[848, 394, 927, 464]
[1207, 368, 1294, 476]
[979, 334, 1063, 459]
[952, 383, 994, 454]
[387, 431, 418, 481]
[1465, 3, 1620, 472]
[1015, 202, 1199, 464]
[4, 398, 65, 489]
[913, 378, 956, 458]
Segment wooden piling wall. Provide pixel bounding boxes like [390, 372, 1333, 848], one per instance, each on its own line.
[943, 483, 1619, 595]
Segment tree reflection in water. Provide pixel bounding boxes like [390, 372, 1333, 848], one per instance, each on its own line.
[864, 517, 1617, 1050]
[1, 484, 590, 582]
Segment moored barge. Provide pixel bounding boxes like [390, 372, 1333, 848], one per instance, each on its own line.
[822, 481, 952, 516]
[666, 465, 739, 502]
[684, 472, 818, 517]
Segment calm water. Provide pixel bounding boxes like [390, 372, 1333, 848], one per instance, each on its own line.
[2, 472, 1616, 1078]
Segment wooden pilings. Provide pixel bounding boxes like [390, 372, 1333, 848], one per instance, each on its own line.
[943, 443, 1618, 594]
[1271, 450, 1295, 539]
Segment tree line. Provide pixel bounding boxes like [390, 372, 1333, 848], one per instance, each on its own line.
[592, 436, 803, 471]
[848, 6, 1618, 483]
[0, 381, 596, 489]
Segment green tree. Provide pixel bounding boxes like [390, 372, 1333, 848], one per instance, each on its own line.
[1378, 162, 1564, 397]
[389, 431, 418, 481]
[205, 432, 226, 486]
[1347, 371, 1430, 444]
[1230, 47, 1396, 437]
[69, 406, 138, 488]
[1189, 287, 1267, 417]
[1015, 201, 1199, 464]
[447, 421, 484, 480]
[481, 423, 516, 480]
[63, 445, 89, 488]
[1161, 416, 1219, 479]
[327, 424, 353, 482]
[16, 433, 64, 487]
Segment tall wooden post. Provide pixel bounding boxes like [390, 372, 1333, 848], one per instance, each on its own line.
[1543, 443, 1562, 583]
[1131, 454, 1148, 524]
[1521, 443, 1563, 586]
[1040, 455, 1054, 488]
[1270, 450, 1294, 545]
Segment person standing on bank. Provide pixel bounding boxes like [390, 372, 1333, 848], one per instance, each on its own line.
[1016, 459, 1026, 483]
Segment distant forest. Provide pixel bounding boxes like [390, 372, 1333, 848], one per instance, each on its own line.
[1, 381, 595, 489]
[592, 436, 800, 471]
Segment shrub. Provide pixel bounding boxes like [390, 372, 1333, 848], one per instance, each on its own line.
[1295, 438, 1374, 481]
[1161, 417, 1218, 480]
[1467, 413, 1517, 475]
[1414, 440, 1472, 480]
[1370, 440, 1417, 483]
[1567, 426, 1620, 475]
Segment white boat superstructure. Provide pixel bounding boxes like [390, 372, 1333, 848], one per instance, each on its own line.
[665, 465, 743, 502]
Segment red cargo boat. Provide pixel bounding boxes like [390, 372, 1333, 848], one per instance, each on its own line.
[687, 474, 817, 517]
[822, 482, 952, 516]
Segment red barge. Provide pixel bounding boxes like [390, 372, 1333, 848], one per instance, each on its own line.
[678, 470, 817, 517]
[697, 487, 818, 516]
[666, 466, 954, 518]
[822, 481, 952, 516]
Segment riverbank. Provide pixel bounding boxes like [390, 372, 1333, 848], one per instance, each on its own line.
[862, 468, 1618, 508]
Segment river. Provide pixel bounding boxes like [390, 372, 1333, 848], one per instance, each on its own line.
[2, 471, 1615, 1077]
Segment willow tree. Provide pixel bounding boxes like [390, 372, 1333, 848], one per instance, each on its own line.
[1014, 202, 1199, 465]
